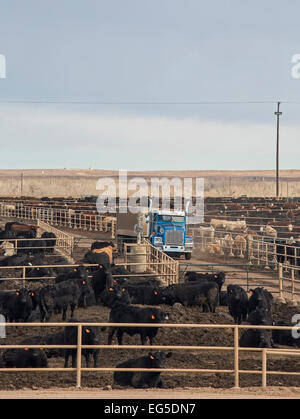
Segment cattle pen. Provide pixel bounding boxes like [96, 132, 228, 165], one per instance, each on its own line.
[0, 321, 299, 390]
[1, 199, 300, 392]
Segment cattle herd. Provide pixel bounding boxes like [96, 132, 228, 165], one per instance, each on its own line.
[0, 224, 299, 389]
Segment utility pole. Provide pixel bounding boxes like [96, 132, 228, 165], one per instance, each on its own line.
[20, 172, 24, 196]
[275, 102, 282, 199]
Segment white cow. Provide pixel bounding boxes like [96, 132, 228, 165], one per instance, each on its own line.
[234, 235, 247, 258]
[0, 241, 15, 256]
[261, 225, 277, 238]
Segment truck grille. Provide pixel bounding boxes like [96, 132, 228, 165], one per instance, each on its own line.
[165, 230, 184, 246]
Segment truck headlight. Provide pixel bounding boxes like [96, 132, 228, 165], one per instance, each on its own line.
[154, 236, 163, 243]
[186, 236, 193, 243]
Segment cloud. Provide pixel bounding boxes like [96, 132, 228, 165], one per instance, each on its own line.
[0, 105, 299, 170]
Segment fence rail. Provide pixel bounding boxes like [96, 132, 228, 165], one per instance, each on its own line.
[0, 202, 116, 237]
[0, 322, 299, 389]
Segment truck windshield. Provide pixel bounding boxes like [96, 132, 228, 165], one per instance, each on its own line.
[158, 215, 184, 223]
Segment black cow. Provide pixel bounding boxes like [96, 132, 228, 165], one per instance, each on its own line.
[161, 282, 219, 312]
[16, 237, 47, 256]
[83, 250, 111, 271]
[108, 302, 169, 345]
[91, 241, 115, 251]
[91, 266, 115, 303]
[3, 348, 48, 368]
[0, 254, 29, 267]
[26, 261, 52, 280]
[272, 320, 300, 347]
[123, 284, 165, 305]
[219, 291, 228, 306]
[28, 289, 40, 311]
[239, 307, 275, 348]
[275, 239, 300, 267]
[39, 278, 87, 321]
[48, 257, 74, 277]
[247, 287, 273, 315]
[63, 318, 105, 368]
[227, 285, 248, 324]
[0, 290, 15, 318]
[0, 229, 17, 241]
[185, 271, 225, 292]
[3, 288, 33, 322]
[114, 351, 172, 388]
[21, 331, 65, 358]
[41, 232, 57, 254]
[55, 265, 89, 284]
[100, 284, 131, 308]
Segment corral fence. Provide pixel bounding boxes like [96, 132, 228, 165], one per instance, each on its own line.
[179, 262, 300, 302]
[123, 239, 179, 285]
[0, 322, 299, 389]
[0, 202, 117, 237]
[0, 221, 75, 258]
[190, 226, 300, 299]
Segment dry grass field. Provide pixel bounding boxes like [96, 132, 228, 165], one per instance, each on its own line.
[1, 169, 300, 198]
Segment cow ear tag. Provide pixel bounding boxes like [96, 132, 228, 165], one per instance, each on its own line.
[151, 315, 155, 320]
[150, 355, 155, 360]
[16, 291, 19, 295]
[109, 288, 113, 291]
[122, 288, 125, 292]
[154, 291, 158, 295]
[85, 329, 90, 333]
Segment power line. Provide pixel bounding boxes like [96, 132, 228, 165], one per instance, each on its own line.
[0, 99, 296, 105]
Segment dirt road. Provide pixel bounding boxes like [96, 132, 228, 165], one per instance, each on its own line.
[0, 386, 300, 399]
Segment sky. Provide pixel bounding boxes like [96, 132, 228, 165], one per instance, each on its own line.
[0, 0, 300, 171]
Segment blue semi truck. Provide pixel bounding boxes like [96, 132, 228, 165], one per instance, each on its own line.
[116, 200, 194, 259]
[145, 208, 193, 259]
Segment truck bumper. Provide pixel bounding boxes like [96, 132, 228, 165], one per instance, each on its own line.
[162, 245, 192, 253]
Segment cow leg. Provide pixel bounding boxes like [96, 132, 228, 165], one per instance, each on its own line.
[62, 305, 67, 321]
[140, 333, 147, 345]
[107, 327, 115, 345]
[93, 351, 100, 368]
[64, 351, 70, 368]
[70, 303, 76, 318]
[84, 353, 91, 368]
[157, 377, 165, 388]
[116, 329, 124, 345]
[71, 352, 77, 368]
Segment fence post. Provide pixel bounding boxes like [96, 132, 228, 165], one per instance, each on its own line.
[278, 263, 285, 303]
[76, 324, 82, 388]
[22, 266, 26, 287]
[262, 349, 267, 389]
[233, 326, 239, 388]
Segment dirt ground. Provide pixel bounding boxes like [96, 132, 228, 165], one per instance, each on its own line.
[1, 386, 300, 399]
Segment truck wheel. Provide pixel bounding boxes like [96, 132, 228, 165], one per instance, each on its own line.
[185, 253, 192, 260]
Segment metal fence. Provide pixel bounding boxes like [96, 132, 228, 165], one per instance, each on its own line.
[0, 322, 299, 389]
[123, 240, 179, 285]
[0, 202, 117, 237]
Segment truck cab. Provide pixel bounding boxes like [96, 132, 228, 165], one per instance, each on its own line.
[146, 209, 193, 259]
